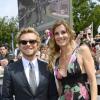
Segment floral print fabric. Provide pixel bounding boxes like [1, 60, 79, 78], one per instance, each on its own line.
[59, 82, 90, 100]
[55, 46, 90, 100]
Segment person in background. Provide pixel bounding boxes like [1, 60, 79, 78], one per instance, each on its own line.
[48, 20, 97, 100]
[95, 42, 100, 96]
[0, 44, 9, 63]
[84, 41, 99, 73]
[14, 44, 22, 61]
[0, 43, 9, 75]
[2, 27, 58, 100]
[41, 29, 51, 45]
[14, 44, 20, 59]
[40, 44, 49, 62]
[75, 31, 83, 45]
[95, 42, 100, 74]
[0, 44, 9, 99]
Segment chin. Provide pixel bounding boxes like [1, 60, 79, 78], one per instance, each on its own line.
[59, 43, 67, 47]
[24, 52, 34, 56]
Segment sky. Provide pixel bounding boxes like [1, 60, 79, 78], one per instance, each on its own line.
[0, 0, 18, 18]
[0, 0, 99, 18]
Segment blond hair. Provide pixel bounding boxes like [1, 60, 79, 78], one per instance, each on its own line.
[16, 27, 41, 46]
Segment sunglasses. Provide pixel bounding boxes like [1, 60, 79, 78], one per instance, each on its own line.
[19, 40, 38, 45]
[54, 30, 67, 35]
[88, 33, 91, 35]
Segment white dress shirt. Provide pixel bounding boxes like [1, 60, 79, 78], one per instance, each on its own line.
[22, 57, 39, 86]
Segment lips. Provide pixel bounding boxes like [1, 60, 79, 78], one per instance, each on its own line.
[57, 38, 66, 43]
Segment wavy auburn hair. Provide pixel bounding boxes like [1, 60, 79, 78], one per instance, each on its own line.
[48, 20, 75, 71]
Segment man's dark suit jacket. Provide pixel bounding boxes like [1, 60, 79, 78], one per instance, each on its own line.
[2, 59, 58, 100]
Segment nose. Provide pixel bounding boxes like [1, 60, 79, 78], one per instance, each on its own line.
[26, 42, 30, 45]
[59, 32, 63, 37]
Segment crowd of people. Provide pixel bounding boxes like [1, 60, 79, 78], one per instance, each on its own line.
[0, 19, 100, 100]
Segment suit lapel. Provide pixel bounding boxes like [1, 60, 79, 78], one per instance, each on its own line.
[17, 59, 48, 96]
[36, 59, 48, 95]
[16, 59, 33, 96]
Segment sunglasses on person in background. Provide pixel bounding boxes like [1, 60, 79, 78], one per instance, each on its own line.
[88, 33, 91, 35]
[19, 40, 38, 45]
[54, 30, 67, 35]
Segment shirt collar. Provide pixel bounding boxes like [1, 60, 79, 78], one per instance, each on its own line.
[22, 57, 38, 69]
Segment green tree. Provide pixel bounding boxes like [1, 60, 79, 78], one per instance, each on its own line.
[0, 17, 18, 48]
[72, 0, 100, 36]
[72, 0, 93, 34]
[91, 5, 100, 35]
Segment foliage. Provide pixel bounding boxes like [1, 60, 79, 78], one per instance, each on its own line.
[72, 0, 100, 36]
[0, 17, 18, 48]
[0, 0, 100, 47]
[91, 5, 100, 35]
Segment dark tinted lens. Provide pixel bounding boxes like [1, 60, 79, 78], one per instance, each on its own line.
[19, 40, 37, 45]
[88, 33, 91, 35]
[29, 40, 37, 44]
[19, 40, 27, 45]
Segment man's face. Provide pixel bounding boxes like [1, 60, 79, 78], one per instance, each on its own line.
[19, 33, 39, 59]
[0, 46, 8, 57]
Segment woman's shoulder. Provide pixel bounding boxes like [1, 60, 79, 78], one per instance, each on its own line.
[77, 44, 92, 58]
[79, 44, 90, 53]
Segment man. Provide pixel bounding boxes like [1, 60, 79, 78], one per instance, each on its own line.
[41, 29, 51, 45]
[0, 44, 9, 74]
[0, 44, 9, 99]
[0, 44, 9, 60]
[2, 27, 58, 100]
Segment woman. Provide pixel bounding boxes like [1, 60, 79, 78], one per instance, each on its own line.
[48, 20, 97, 100]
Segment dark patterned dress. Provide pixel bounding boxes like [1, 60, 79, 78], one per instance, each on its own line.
[54, 47, 90, 100]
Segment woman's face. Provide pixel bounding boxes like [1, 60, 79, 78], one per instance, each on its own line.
[54, 24, 70, 47]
